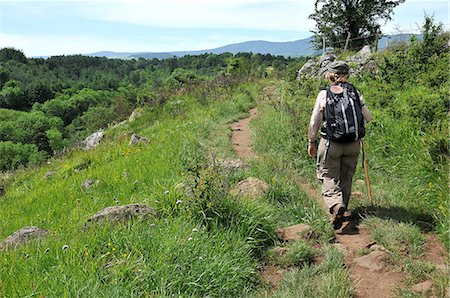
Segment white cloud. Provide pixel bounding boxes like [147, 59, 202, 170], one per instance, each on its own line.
[76, 0, 316, 31]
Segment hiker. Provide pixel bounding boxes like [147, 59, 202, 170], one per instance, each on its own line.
[307, 61, 372, 230]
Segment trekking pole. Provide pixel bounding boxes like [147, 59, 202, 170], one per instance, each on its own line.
[361, 139, 373, 205]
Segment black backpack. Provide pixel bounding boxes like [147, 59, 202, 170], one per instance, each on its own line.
[321, 82, 365, 143]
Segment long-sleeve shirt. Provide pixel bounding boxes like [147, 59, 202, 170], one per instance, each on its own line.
[308, 90, 373, 142]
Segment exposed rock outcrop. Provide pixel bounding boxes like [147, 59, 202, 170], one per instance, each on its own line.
[86, 204, 155, 224]
[0, 226, 49, 251]
[296, 46, 378, 80]
[82, 130, 104, 150]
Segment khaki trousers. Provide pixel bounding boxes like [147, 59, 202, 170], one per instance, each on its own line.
[316, 138, 360, 213]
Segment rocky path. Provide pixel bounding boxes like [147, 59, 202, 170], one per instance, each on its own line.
[229, 103, 448, 297]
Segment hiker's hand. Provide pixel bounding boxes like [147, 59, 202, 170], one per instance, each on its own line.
[308, 143, 316, 158]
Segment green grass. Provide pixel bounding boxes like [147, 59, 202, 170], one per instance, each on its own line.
[0, 82, 273, 297]
[265, 246, 353, 298]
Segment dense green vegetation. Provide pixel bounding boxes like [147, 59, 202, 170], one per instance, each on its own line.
[0, 16, 448, 297]
[0, 48, 305, 171]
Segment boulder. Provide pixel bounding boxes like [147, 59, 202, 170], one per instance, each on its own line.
[362, 60, 378, 75]
[82, 130, 104, 150]
[318, 52, 336, 67]
[129, 134, 149, 146]
[348, 45, 372, 66]
[86, 204, 155, 224]
[296, 59, 316, 79]
[276, 224, 313, 242]
[230, 177, 269, 199]
[353, 249, 389, 272]
[0, 226, 49, 251]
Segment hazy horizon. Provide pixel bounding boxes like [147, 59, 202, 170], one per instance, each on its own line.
[0, 0, 448, 57]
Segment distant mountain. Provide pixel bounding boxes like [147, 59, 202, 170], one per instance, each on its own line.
[84, 34, 420, 60]
[89, 37, 320, 59]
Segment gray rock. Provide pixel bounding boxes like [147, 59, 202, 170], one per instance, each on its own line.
[318, 52, 336, 67]
[86, 204, 155, 224]
[82, 130, 104, 150]
[230, 177, 270, 199]
[128, 109, 142, 122]
[43, 171, 57, 179]
[0, 226, 49, 251]
[82, 179, 99, 189]
[129, 134, 149, 146]
[362, 60, 378, 75]
[297, 59, 317, 79]
[217, 158, 248, 170]
[349, 45, 372, 66]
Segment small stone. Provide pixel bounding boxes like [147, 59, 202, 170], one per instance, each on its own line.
[369, 244, 388, 252]
[43, 171, 57, 179]
[129, 134, 149, 146]
[411, 280, 433, 293]
[217, 159, 248, 170]
[353, 249, 389, 272]
[0, 226, 49, 251]
[82, 179, 99, 189]
[276, 224, 313, 242]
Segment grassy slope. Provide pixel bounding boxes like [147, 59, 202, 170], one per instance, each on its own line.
[0, 83, 268, 297]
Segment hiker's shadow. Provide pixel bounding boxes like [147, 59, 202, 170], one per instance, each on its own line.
[340, 205, 435, 235]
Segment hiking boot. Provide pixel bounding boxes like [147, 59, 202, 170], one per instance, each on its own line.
[331, 204, 346, 230]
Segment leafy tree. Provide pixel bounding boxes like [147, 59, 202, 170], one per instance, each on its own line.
[0, 80, 26, 109]
[0, 48, 27, 64]
[309, 0, 405, 50]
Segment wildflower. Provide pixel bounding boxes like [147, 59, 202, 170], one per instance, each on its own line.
[62, 245, 69, 250]
[176, 200, 183, 205]
[112, 248, 116, 252]
[188, 237, 193, 241]
[164, 190, 170, 195]
[84, 251, 89, 256]
[123, 253, 128, 257]
[192, 228, 198, 232]
[107, 243, 112, 247]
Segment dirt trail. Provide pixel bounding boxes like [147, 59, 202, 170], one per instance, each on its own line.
[231, 108, 258, 158]
[230, 107, 403, 296]
[229, 106, 447, 297]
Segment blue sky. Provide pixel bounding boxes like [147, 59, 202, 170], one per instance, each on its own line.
[0, 0, 448, 56]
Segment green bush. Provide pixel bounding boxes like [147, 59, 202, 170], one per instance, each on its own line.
[0, 141, 47, 170]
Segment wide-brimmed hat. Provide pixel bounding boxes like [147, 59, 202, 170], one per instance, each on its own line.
[327, 61, 350, 74]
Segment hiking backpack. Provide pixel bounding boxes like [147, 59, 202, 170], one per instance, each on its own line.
[321, 82, 365, 143]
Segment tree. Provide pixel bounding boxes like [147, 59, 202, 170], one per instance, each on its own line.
[309, 0, 405, 51]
